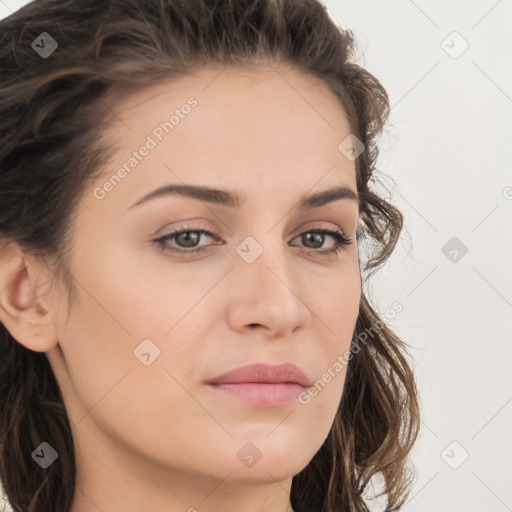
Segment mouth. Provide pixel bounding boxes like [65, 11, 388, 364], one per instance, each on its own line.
[205, 362, 310, 407]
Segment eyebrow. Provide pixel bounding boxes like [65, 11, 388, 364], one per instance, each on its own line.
[128, 183, 359, 210]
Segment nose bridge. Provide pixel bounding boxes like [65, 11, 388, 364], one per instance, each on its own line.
[232, 227, 310, 332]
[237, 226, 292, 290]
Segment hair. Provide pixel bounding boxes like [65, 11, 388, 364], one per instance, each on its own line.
[0, 0, 420, 511]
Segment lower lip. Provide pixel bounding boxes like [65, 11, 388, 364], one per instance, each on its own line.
[206, 382, 306, 407]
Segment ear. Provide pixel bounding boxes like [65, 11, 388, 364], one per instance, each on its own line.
[0, 240, 59, 352]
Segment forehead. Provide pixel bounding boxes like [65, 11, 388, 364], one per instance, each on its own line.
[91, 64, 357, 212]
[102, 63, 352, 139]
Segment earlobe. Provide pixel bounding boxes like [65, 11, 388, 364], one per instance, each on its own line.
[0, 241, 58, 352]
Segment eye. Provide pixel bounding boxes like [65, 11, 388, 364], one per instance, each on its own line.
[291, 228, 352, 255]
[152, 224, 353, 256]
[153, 227, 217, 255]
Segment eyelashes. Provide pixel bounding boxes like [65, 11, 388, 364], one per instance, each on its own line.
[152, 225, 353, 257]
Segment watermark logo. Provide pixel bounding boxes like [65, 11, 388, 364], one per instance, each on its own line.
[441, 236, 468, 263]
[338, 134, 365, 161]
[31, 32, 58, 59]
[237, 442, 263, 468]
[441, 440, 469, 469]
[236, 236, 264, 264]
[133, 338, 161, 366]
[441, 31, 469, 60]
[31, 441, 59, 469]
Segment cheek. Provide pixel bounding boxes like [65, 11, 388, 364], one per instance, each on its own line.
[56, 244, 222, 413]
[310, 263, 361, 339]
[311, 268, 360, 393]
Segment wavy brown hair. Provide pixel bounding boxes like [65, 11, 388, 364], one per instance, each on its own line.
[0, 0, 420, 511]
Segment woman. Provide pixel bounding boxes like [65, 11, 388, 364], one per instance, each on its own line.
[0, 1, 420, 511]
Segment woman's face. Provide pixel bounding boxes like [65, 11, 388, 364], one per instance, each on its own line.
[46, 64, 361, 508]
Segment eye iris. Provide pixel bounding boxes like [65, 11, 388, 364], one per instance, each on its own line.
[303, 232, 323, 249]
[177, 231, 200, 247]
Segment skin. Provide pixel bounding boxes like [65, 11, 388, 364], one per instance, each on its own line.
[0, 63, 361, 512]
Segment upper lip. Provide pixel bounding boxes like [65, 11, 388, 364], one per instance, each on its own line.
[206, 362, 310, 387]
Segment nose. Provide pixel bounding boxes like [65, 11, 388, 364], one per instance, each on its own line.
[226, 237, 312, 339]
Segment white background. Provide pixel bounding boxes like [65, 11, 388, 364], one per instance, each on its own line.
[322, 1, 512, 511]
[1, 0, 511, 511]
